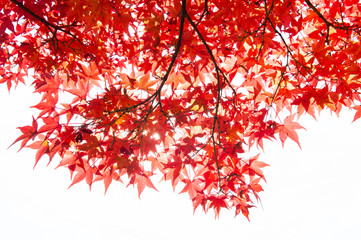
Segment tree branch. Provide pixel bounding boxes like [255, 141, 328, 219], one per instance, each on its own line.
[10, 0, 84, 45]
[184, 12, 225, 189]
[304, 0, 360, 43]
[10, 0, 58, 30]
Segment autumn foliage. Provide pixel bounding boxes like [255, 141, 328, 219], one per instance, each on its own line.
[1, 0, 361, 219]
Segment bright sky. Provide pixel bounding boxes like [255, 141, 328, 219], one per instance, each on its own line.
[1, 84, 361, 240]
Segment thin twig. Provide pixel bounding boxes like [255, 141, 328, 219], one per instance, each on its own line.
[184, 12, 223, 189]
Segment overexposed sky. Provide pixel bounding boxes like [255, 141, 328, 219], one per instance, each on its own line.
[1, 84, 361, 240]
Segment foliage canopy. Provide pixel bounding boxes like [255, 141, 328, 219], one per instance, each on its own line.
[2, 0, 361, 218]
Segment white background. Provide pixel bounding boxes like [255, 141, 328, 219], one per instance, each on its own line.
[1, 84, 361, 240]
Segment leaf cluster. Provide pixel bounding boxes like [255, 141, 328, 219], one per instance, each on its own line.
[2, 0, 361, 218]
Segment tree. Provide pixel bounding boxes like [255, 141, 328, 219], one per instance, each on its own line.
[1, 0, 361, 219]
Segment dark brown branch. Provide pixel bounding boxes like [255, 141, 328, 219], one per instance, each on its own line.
[10, 0, 84, 45]
[10, 0, 58, 30]
[185, 12, 236, 98]
[304, 0, 360, 43]
[157, 0, 187, 93]
[266, 62, 287, 121]
[197, 0, 209, 23]
[304, 0, 330, 26]
[268, 19, 318, 81]
[106, 0, 187, 118]
[184, 12, 224, 189]
[256, 0, 275, 59]
[105, 0, 187, 156]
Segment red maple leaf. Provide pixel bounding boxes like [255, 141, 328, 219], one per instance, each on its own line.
[277, 114, 305, 148]
[10, 117, 38, 151]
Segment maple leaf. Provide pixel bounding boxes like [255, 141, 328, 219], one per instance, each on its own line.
[103, 169, 121, 195]
[65, 78, 90, 100]
[26, 135, 50, 168]
[76, 62, 101, 84]
[10, 117, 38, 151]
[68, 170, 86, 189]
[128, 172, 158, 198]
[179, 178, 203, 199]
[352, 106, 361, 122]
[250, 178, 264, 193]
[208, 195, 229, 219]
[277, 114, 306, 148]
[135, 73, 158, 91]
